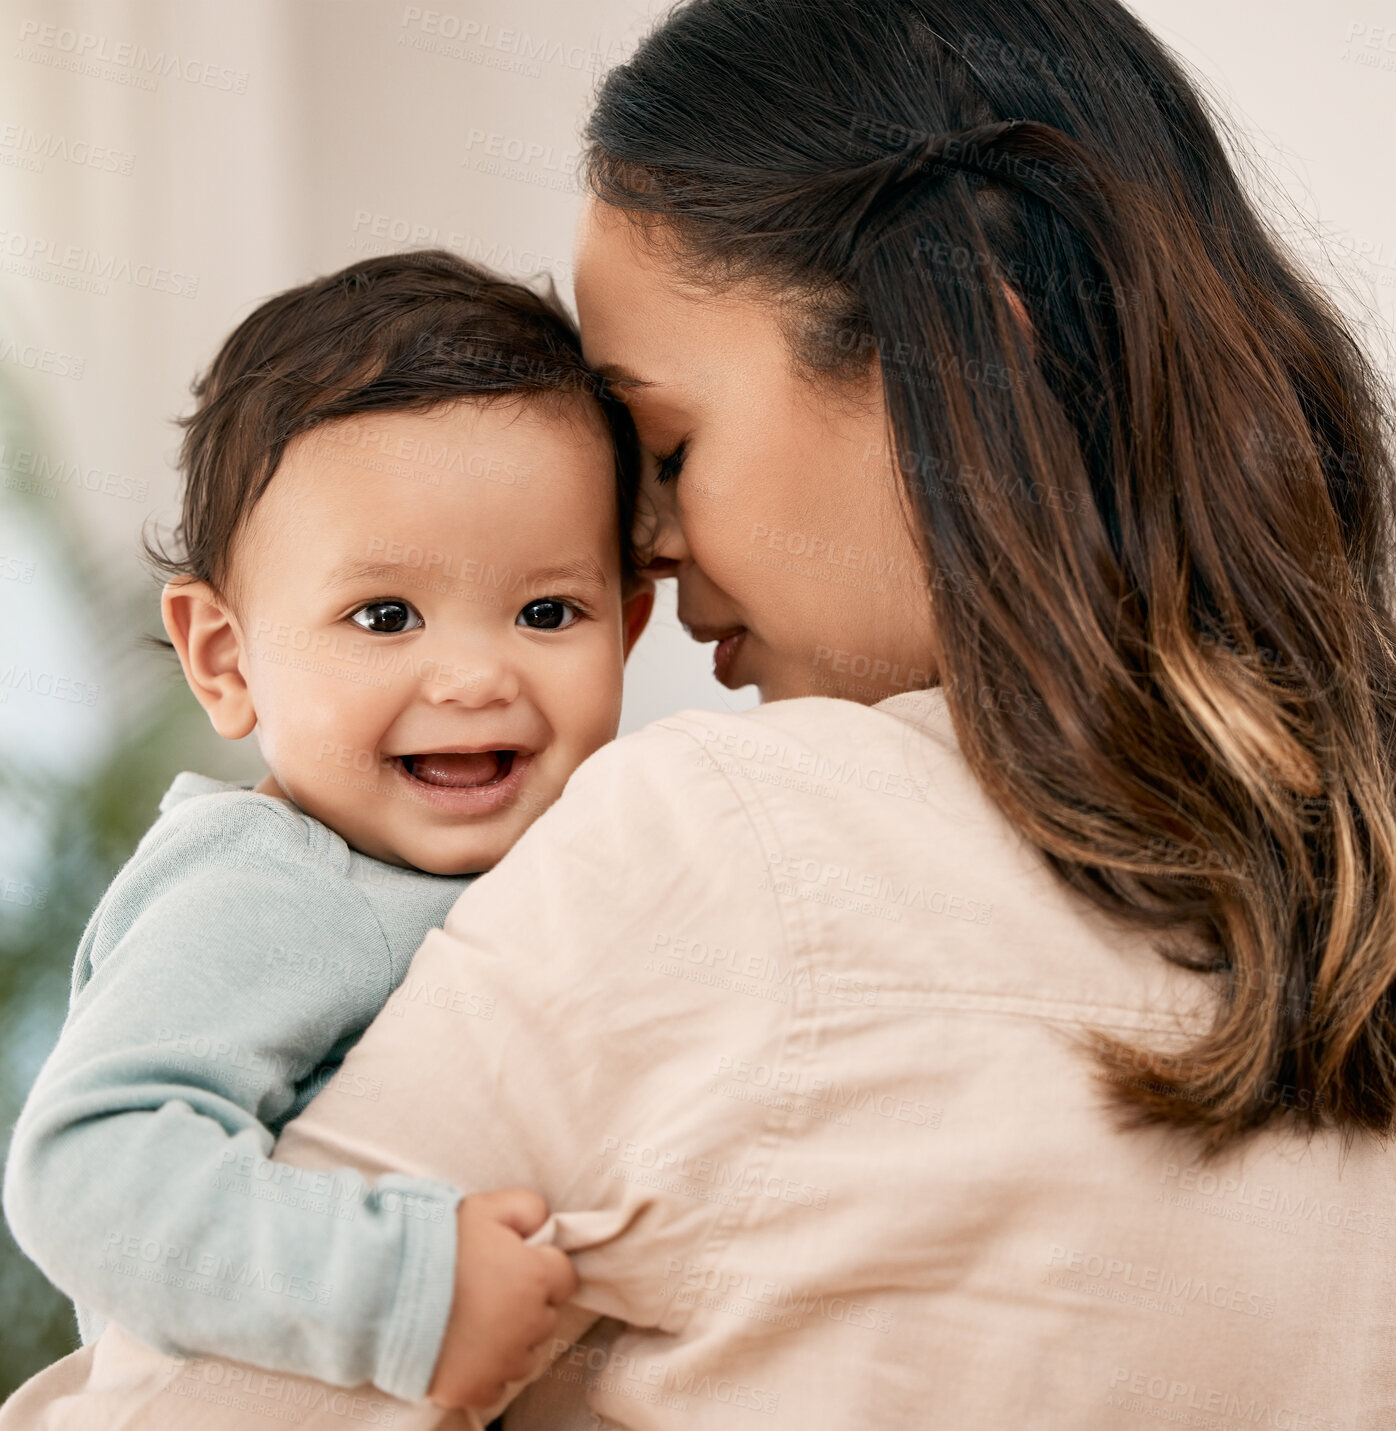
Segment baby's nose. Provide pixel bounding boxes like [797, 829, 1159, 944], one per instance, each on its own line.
[422, 654, 519, 707]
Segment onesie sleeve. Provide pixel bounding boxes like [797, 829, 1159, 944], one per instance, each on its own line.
[2, 801, 462, 1402]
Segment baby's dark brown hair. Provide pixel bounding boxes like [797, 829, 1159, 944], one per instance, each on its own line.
[146, 249, 639, 597]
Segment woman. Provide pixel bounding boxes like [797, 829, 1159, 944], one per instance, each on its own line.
[5, 0, 1395, 1425]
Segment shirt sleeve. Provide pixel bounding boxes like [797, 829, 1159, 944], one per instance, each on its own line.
[269, 716, 797, 1343]
[1, 815, 463, 1403]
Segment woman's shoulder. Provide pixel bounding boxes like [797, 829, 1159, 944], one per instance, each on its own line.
[451, 696, 958, 953]
[644, 687, 989, 829]
[586, 687, 960, 798]
[519, 687, 986, 918]
[667, 685, 953, 747]
[527, 689, 977, 875]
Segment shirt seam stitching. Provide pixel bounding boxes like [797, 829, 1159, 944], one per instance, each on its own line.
[647, 716, 823, 1339]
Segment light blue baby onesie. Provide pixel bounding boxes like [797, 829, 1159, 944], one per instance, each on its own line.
[2, 772, 477, 1401]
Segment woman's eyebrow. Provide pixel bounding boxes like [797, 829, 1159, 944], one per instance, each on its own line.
[593, 362, 657, 392]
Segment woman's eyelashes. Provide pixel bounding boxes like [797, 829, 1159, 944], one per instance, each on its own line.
[516, 597, 583, 630]
[655, 440, 687, 486]
[349, 599, 422, 634]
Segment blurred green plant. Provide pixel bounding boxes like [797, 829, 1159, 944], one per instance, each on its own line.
[0, 717, 194, 1395]
[0, 376, 241, 1399]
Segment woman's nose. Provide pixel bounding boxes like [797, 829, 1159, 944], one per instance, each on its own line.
[639, 550, 682, 581]
[632, 465, 690, 579]
[635, 500, 689, 580]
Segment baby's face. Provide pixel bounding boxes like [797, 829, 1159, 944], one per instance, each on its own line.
[228, 399, 628, 874]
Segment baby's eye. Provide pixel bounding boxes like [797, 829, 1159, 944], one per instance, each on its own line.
[349, 600, 423, 633]
[517, 598, 580, 631]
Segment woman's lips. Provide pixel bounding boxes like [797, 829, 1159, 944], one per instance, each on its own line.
[391, 751, 533, 814]
[712, 629, 748, 687]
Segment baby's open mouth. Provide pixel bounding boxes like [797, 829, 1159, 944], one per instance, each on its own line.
[397, 751, 516, 788]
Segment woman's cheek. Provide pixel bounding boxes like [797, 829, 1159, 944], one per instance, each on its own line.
[685, 484, 764, 578]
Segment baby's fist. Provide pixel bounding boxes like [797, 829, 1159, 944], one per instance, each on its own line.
[426, 1188, 578, 1409]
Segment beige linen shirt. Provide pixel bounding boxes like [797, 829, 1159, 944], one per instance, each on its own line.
[4, 688, 1395, 1430]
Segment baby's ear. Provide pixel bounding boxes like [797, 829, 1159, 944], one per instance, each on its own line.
[620, 578, 655, 660]
[161, 579, 257, 739]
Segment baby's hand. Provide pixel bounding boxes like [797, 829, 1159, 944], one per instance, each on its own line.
[426, 1187, 578, 1410]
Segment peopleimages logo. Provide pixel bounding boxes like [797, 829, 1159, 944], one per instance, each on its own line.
[0, 445, 147, 497]
[1046, 1244, 1275, 1319]
[99, 1230, 332, 1305]
[0, 345, 86, 382]
[399, 6, 629, 76]
[15, 20, 249, 93]
[540, 1338, 780, 1416]
[0, 226, 198, 297]
[762, 849, 994, 925]
[1158, 1161, 1391, 1237]
[597, 1135, 830, 1211]
[647, 930, 879, 1006]
[1106, 1367, 1340, 1429]
[164, 1360, 399, 1426]
[695, 725, 932, 804]
[711, 1055, 940, 1129]
[661, 1257, 896, 1333]
[0, 664, 100, 706]
[0, 121, 135, 175]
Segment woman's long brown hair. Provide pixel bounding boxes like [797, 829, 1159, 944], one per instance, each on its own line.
[585, 0, 1396, 1150]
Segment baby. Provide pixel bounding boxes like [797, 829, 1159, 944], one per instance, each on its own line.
[1, 251, 652, 1410]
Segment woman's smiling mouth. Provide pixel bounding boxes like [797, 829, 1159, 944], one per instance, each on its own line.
[683, 622, 750, 688]
[711, 629, 747, 687]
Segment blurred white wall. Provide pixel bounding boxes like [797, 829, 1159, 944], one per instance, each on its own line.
[0, 0, 1391, 786]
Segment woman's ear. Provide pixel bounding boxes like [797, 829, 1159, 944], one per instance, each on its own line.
[621, 579, 655, 660]
[161, 579, 257, 739]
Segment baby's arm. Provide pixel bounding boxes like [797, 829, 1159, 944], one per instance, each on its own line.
[2, 832, 461, 1402]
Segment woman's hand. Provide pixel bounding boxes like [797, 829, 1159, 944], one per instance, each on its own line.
[426, 1187, 579, 1409]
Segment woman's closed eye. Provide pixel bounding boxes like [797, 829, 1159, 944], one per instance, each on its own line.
[655, 440, 687, 486]
[349, 599, 423, 633]
[516, 597, 583, 630]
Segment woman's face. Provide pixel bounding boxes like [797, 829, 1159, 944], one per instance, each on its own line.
[574, 199, 938, 704]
